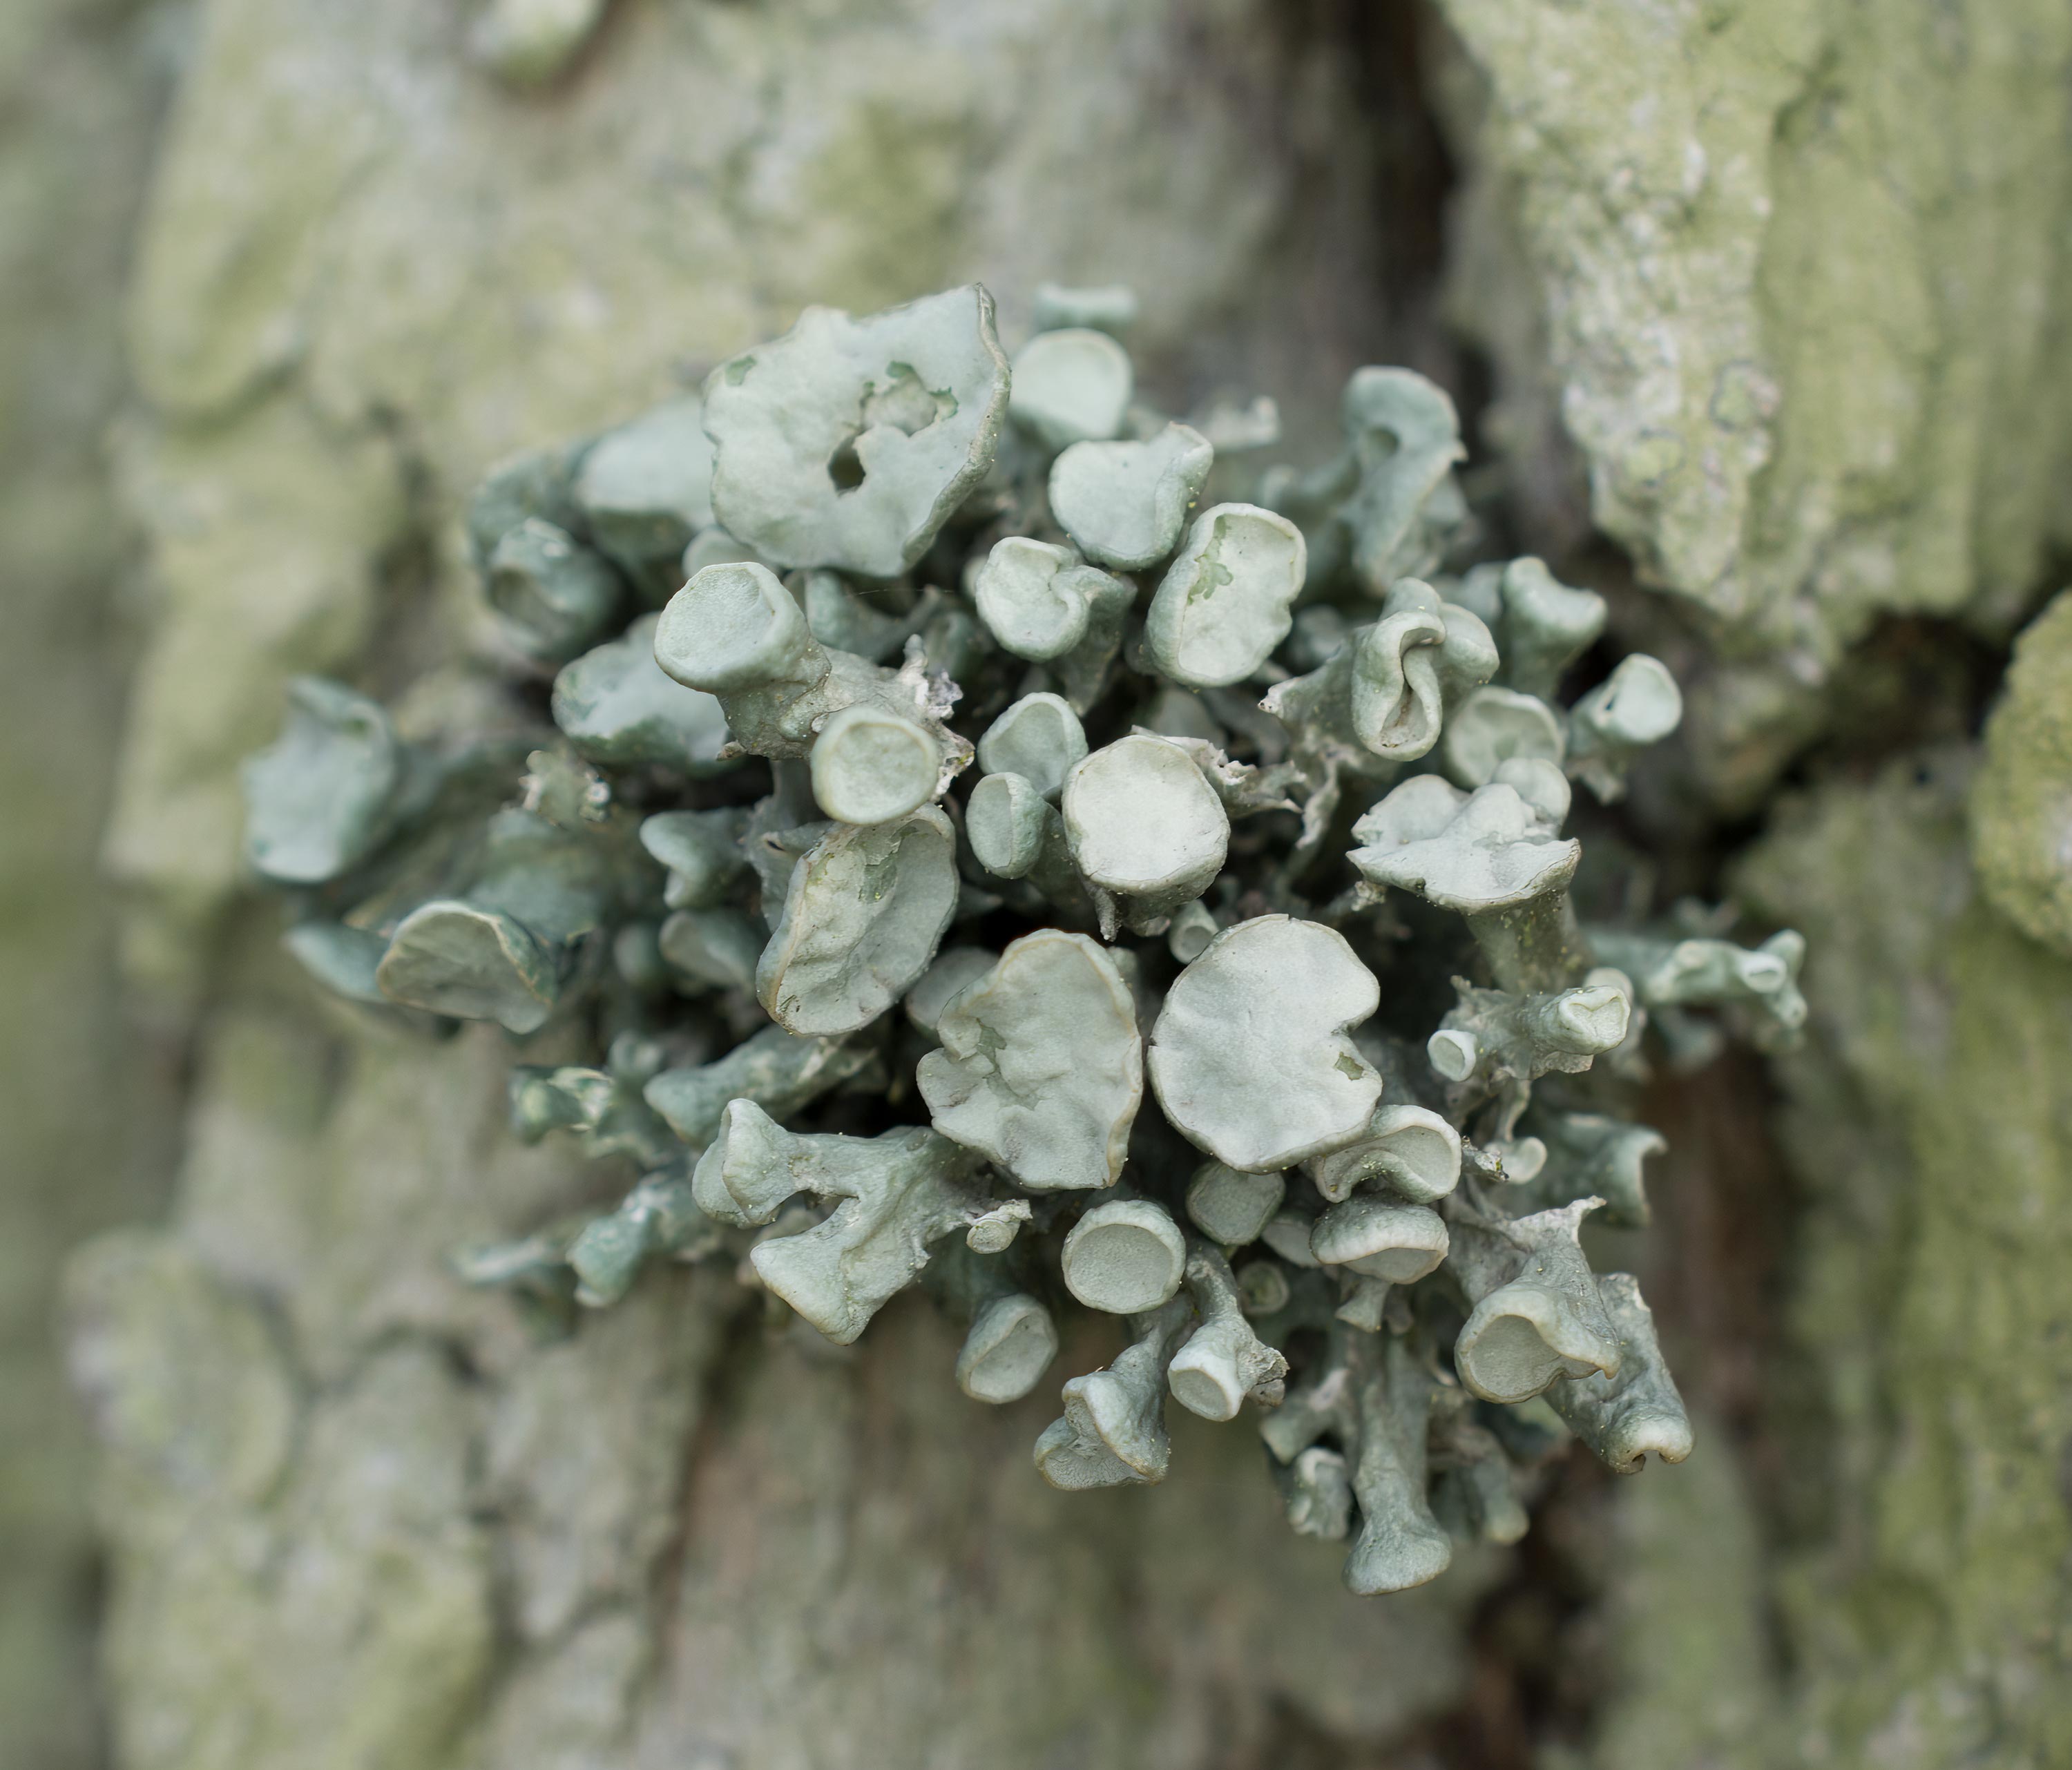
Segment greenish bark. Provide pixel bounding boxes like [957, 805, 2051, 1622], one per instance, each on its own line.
[45, 0, 2072, 1764]
[1419, 6, 2072, 1760]
[1435, 0, 2072, 802]
[70, 4, 1499, 1767]
[1973, 589, 2072, 958]
[1723, 746, 2072, 1769]
[0, 2, 181, 1762]
[1569, 729, 2072, 1770]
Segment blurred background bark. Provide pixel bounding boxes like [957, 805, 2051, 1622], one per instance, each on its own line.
[6, 1, 2069, 1766]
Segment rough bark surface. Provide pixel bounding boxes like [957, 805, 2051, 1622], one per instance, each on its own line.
[1434, 0, 2072, 800]
[48, 1, 2072, 1766]
[0, 3, 180, 1762]
[1973, 590, 2072, 959]
[1718, 745, 2072, 1769]
[71, 4, 1492, 1767]
[1422, 5, 2072, 1760]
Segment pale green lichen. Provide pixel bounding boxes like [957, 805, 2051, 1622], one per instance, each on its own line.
[240, 282, 1801, 1596]
[242, 677, 412, 884]
[1007, 326, 1133, 450]
[918, 929, 1141, 1191]
[1147, 916, 1382, 1173]
[1050, 424, 1214, 570]
[1142, 503, 1307, 689]
[702, 285, 1010, 579]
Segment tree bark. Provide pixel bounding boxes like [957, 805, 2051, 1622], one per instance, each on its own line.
[39, 1, 2072, 1767]
[68, 5, 1496, 1767]
[0, 3, 182, 1763]
[1432, 4, 2072, 1764]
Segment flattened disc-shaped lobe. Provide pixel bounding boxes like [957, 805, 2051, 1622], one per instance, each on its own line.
[1148, 915, 1383, 1171]
[1007, 327, 1133, 449]
[807, 703, 941, 825]
[242, 677, 401, 884]
[1144, 503, 1305, 689]
[376, 900, 559, 1033]
[553, 613, 732, 772]
[918, 930, 1142, 1190]
[756, 807, 959, 1035]
[1049, 422, 1214, 570]
[702, 285, 1010, 577]
[976, 692, 1086, 799]
[1061, 734, 1229, 901]
[1350, 779, 1580, 914]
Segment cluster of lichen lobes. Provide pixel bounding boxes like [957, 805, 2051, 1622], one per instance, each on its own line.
[244, 282, 1805, 1595]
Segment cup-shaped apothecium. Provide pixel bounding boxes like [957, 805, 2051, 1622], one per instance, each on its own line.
[1310, 1197, 1450, 1283]
[807, 702, 943, 827]
[655, 561, 822, 696]
[957, 1291, 1061, 1405]
[1307, 1105, 1461, 1206]
[973, 537, 1129, 664]
[1446, 1199, 1624, 1405]
[1008, 325, 1133, 450]
[1060, 1199, 1187, 1314]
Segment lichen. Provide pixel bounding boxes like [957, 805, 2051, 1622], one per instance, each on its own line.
[240, 283, 1801, 1595]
